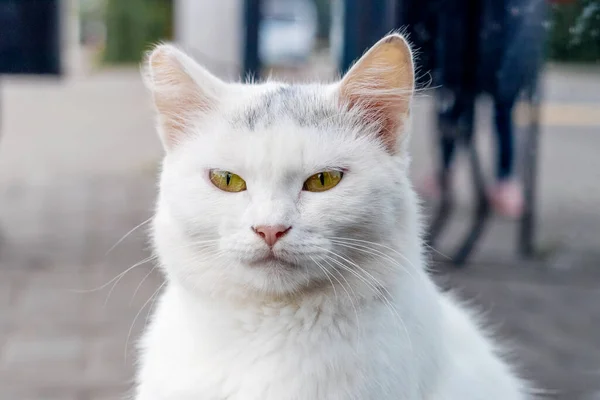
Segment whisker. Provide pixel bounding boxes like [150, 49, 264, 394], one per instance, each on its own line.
[105, 217, 152, 256]
[301, 264, 311, 286]
[423, 242, 452, 261]
[320, 251, 414, 354]
[310, 256, 338, 301]
[179, 248, 225, 266]
[144, 280, 168, 330]
[125, 280, 167, 362]
[328, 237, 419, 270]
[172, 239, 221, 251]
[320, 252, 385, 300]
[318, 255, 362, 333]
[71, 254, 157, 295]
[130, 264, 158, 306]
[104, 255, 157, 307]
[316, 246, 398, 303]
[329, 240, 416, 281]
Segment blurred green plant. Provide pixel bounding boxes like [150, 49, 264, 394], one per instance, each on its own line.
[549, 0, 600, 62]
[103, 0, 173, 64]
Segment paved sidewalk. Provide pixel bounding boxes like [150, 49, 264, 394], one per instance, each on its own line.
[435, 263, 600, 400]
[0, 71, 163, 399]
[0, 65, 599, 399]
[0, 176, 160, 400]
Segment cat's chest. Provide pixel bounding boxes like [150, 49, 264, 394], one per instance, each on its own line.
[178, 323, 407, 400]
[144, 297, 418, 400]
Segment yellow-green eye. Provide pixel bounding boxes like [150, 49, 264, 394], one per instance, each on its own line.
[209, 170, 247, 192]
[303, 170, 343, 192]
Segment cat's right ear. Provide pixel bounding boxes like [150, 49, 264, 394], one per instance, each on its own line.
[337, 34, 414, 155]
[144, 44, 226, 150]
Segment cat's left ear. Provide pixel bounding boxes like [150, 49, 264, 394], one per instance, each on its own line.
[338, 34, 414, 154]
[144, 44, 227, 151]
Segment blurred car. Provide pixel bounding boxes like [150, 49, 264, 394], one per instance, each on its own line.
[259, 0, 318, 66]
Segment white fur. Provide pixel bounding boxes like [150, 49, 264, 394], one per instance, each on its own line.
[135, 37, 531, 399]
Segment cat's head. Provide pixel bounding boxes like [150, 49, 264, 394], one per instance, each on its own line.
[145, 35, 420, 299]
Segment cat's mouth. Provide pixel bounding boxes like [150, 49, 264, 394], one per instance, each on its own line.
[248, 253, 297, 269]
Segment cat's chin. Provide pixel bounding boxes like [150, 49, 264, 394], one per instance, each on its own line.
[247, 254, 298, 269]
[229, 254, 329, 297]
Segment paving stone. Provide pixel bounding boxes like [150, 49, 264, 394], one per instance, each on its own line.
[83, 336, 136, 388]
[2, 335, 84, 366]
[0, 388, 78, 400]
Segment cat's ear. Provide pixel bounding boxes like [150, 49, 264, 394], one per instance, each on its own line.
[144, 44, 226, 150]
[338, 34, 414, 154]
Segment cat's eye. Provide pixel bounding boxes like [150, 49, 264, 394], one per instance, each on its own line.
[303, 170, 343, 192]
[209, 170, 247, 192]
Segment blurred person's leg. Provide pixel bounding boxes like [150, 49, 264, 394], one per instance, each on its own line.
[418, 91, 470, 199]
[490, 97, 523, 218]
[417, 0, 473, 199]
[487, 0, 547, 220]
[494, 98, 515, 180]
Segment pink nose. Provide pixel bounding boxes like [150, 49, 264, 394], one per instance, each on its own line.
[252, 225, 291, 247]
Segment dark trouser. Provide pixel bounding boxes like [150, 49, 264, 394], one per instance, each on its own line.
[432, 0, 548, 183]
[439, 93, 516, 181]
[494, 98, 516, 180]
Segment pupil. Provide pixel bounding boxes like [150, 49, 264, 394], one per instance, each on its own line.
[226, 173, 231, 185]
[319, 173, 325, 186]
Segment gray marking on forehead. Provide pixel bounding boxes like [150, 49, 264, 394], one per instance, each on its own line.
[232, 85, 340, 131]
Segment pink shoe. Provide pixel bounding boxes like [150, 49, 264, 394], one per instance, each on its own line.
[489, 180, 524, 219]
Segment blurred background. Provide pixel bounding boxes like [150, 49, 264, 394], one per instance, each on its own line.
[0, 0, 599, 399]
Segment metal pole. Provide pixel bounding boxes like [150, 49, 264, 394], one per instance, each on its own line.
[243, 0, 261, 79]
[518, 0, 548, 259]
[340, 0, 360, 73]
[519, 79, 541, 258]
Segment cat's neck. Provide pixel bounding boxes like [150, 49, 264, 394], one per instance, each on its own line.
[170, 280, 380, 334]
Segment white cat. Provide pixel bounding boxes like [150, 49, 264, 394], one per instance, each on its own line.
[135, 34, 531, 399]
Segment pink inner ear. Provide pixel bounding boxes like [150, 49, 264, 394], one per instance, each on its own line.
[343, 92, 407, 153]
[156, 86, 212, 134]
[147, 46, 220, 149]
[337, 35, 414, 154]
